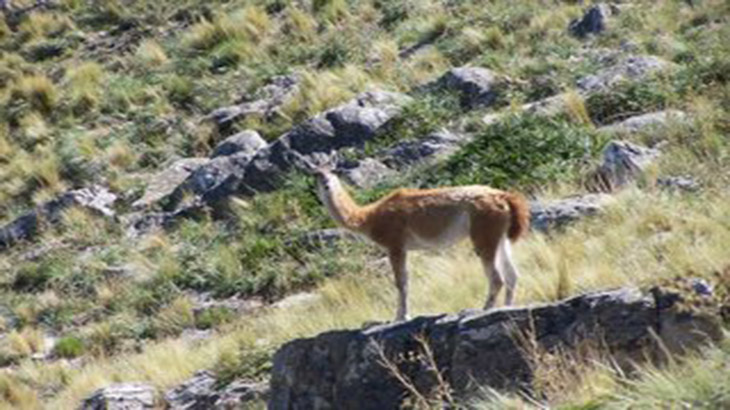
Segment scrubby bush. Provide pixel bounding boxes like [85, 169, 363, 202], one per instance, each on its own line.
[10, 74, 58, 115]
[195, 306, 234, 330]
[423, 114, 600, 190]
[54, 336, 84, 358]
[585, 80, 669, 125]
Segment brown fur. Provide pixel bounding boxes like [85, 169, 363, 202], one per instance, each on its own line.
[315, 169, 529, 320]
[503, 192, 530, 241]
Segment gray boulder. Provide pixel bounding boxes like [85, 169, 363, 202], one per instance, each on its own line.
[206, 74, 298, 133]
[594, 140, 660, 191]
[80, 383, 157, 410]
[598, 110, 688, 134]
[340, 130, 471, 189]
[338, 158, 396, 189]
[164, 371, 218, 410]
[210, 130, 266, 158]
[437, 67, 501, 108]
[530, 194, 612, 233]
[164, 371, 267, 409]
[382, 130, 471, 169]
[269, 286, 723, 409]
[657, 175, 700, 192]
[237, 90, 411, 195]
[166, 90, 409, 201]
[213, 380, 268, 408]
[165, 152, 258, 211]
[577, 55, 673, 94]
[132, 158, 209, 210]
[569, 4, 614, 38]
[521, 94, 568, 117]
[0, 185, 117, 250]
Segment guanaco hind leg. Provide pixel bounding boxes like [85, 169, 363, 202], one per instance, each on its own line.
[497, 237, 519, 306]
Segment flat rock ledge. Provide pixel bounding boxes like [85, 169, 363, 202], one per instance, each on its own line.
[269, 286, 723, 410]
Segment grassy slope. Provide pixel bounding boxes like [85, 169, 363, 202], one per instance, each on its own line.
[0, 0, 729, 408]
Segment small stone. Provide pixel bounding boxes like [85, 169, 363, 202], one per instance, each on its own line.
[594, 140, 660, 191]
[437, 67, 501, 108]
[569, 4, 613, 38]
[530, 194, 612, 232]
[657, 176, 700, 192]
[690, 278, 713, 297]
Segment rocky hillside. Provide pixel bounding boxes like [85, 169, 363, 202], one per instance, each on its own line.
[0, 0, 729, 408]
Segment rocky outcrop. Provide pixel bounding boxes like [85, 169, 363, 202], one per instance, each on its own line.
[132, 158, 209, 210]
[140, 90, 409, 214]
[597, 110, 688, 135]
[657, 175, 700, 192]
[569, 4, 614, 38]
[593, 140, 660, 191]
[164, 371, 217, 409]
[520, 55, 674, 120]
[205, 75, 298, 134]
[0, 185, 117, 250]
[80, 383, 157, 410]
[530, 194, 612, 233]
[210, 130, 266, 158]
[165, 151, 260, 211]
[340, 130, 472, 189]
[381, 130, 471, 169]
[436, 67, 501, 108]
[270, 286, 723, 409]
[164, 371, 267, 410]
[338, 158, 396, 189]
[577, 55, 673, 94]
[220, 90, 410, 196]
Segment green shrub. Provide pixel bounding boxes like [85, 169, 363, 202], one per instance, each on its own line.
[12, 265, 53, 292]
[195, 306, 234, 330]
[10, 74, 58, 115]
[369, 91, 462, 156]
[164, 74, 195, 107]
[422, 114, 600, 190]
[53, 336, 84, 359]
[585, 80, 669, 125]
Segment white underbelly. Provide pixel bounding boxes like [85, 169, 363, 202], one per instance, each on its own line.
[405, 212, 471, 250]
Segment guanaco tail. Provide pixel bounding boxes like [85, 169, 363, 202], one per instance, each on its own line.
[311, 165, 530, 321]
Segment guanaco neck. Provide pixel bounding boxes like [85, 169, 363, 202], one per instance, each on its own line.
[318, 172, 366, 232]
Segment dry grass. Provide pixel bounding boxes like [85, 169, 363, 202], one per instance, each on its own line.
[279, 67, 369, 125]
[11, 74, 57, 114]
[135, 40, 168, 68]
[17, 12, 73, 41]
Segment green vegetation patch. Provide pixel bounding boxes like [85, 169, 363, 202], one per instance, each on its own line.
[422, 114, 602, 190]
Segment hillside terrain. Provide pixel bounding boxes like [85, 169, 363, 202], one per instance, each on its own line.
[0, 0, 729, 408]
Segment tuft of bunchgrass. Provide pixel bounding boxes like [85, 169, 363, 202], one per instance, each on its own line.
[11, 74, 58, 115]
[135, 39, 169, 68]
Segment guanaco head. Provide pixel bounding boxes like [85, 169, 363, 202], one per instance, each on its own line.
[289, 151, 339, 204]
[312, 165, 339, 203]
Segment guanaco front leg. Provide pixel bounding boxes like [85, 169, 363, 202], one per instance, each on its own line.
[388, 248, 409, 321]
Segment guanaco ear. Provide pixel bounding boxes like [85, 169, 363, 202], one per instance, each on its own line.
[289, 151, 318, 175]
[289, 151, 337, 176]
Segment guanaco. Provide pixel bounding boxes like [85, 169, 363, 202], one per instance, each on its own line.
[312, 165, 530, 321]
